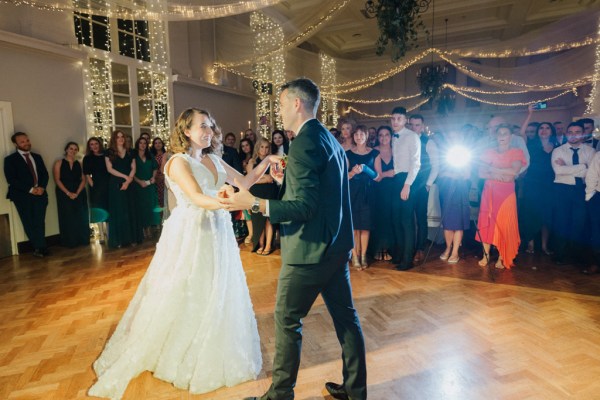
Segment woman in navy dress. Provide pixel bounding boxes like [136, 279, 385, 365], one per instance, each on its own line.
[54, 142, 89, 247]
[347, 125, 379, 269]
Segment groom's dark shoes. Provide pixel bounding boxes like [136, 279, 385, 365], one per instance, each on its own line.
[325, 382, 350, 400]
[243, 395, 271, 400]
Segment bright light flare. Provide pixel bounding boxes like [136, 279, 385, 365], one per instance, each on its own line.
[446, 145, 472, 168]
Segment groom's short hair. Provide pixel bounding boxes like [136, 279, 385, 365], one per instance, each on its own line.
[281, 78, 320, 115]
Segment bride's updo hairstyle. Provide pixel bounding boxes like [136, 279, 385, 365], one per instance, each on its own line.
[170, 108, 223, 155]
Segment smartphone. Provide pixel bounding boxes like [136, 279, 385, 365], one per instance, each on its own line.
[532, 102, 547, 110]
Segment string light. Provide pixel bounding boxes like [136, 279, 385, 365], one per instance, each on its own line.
[251, 12, 285, 137]
[451, 87, 576, 107]
[346, 98, 430, 119]
[0, 0, 284, 21]
[444, 37, 600, 58]
[438, 53, 593, 90]
[214, 0, 350, 69]
[330, 92, 421, 103]
[320, 53, 338, 127]
[585, 17, 600, 115]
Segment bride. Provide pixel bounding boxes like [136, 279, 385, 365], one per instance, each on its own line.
[88, 108, 278, 399]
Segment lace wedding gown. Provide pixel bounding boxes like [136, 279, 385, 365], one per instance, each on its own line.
[88, 153, 262, 399]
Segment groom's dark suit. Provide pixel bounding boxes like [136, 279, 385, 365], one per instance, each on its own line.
[267, 119, 367, 400]
[4, 150, 49, 251]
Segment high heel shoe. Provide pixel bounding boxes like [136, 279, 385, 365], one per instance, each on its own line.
[360, 254, 368, 269]
[478, 256, 489, 267]
[352, 255, 361, 269]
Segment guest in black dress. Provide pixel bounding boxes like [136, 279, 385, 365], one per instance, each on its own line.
[239, 138, 254, 244]
[247, 137, 278, 255]
[83, 137, 109, 241]
[53, 142, 89, 247]
[369, 126, 395, 262]
[519, 122, 557, 255]
[347, 125, 379, 269]
[270, 130, 289, 156]
[437, 130, 471, 264]
[105, 130, 138, 249]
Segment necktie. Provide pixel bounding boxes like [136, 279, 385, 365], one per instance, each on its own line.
[23, 152, 38, 186]
[571, 148, 583, 186]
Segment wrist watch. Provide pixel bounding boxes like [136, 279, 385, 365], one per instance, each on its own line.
[251, 197, 261, 213]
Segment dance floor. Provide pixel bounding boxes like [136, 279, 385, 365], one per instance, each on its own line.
[1, 240, 599, 399]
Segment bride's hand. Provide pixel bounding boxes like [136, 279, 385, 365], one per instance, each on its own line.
[217, 184, 235, 199]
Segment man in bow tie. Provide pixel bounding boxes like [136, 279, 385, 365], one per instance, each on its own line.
[390, 106, 421, 271]
[3, 132, 50, 257]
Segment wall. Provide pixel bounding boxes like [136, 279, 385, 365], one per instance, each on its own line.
[172, 77, 257, 146]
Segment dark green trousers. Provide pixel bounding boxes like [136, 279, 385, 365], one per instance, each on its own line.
[266, 252, 367, 400]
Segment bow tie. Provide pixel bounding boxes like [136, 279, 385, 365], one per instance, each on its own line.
[392, 133, 400, 138]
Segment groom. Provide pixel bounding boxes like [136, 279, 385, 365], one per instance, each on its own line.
[221, 78, 367, 400]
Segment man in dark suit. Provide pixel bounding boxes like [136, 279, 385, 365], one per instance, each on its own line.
[3, 132, 50, 257]
[221, 78, 367, 400]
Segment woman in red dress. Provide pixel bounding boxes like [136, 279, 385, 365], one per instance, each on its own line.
[477, 123, 526, 269]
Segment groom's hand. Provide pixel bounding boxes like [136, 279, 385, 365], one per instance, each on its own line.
[217, 184, 234, 199]
[219, 179, 256, 211]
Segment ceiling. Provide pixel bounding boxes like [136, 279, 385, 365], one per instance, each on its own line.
[269, 0, 598, 60]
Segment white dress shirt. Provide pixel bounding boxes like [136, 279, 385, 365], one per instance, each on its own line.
[585, 151, 600, 201]
[552, 143, 596, 186]
[392, 127, 421, 186]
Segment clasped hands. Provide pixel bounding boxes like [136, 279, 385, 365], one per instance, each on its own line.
[218, 155, 283, 211]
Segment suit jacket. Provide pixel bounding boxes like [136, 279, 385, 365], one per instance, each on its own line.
[222, 145, 243, 173]
[4, 151, 49, 201]
[269, 119, 353, 265]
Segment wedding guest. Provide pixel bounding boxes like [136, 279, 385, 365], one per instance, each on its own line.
[285, 129, 296, 141]
[244, 128, 257, 144]
[239, 138, 255, 244]
[140, 132, 151, 143]
[577, 118, 597, 149]
[338, 118, 355, 151]
[477, 124, 526, 269]
[4, 132, 49, 257]
[271, 129, 289, 156]
[53, 142, 89, 248]
[583, 151, 600, 274]
[347, 125, 379, 269]
[437, 130, 471, 263]
[367, 126, 377, 148]
[480, 116, 530, 174]
[222, 132, 243, 173]
[408, 114, 439, 265]
[106, 130, 137, 249]
[369, 126, 395, 262]
[519, 122, 556, 255]
[134, 137, 160, 240]
[551, 121, 595, 265]
[83, 137, 109, 241]
[150, 137, 168, 209]
[238, 138, 254, 172]
[247, 137, 277, 255]
[554, 121, 567, 145]
[390, 107, 420, 271]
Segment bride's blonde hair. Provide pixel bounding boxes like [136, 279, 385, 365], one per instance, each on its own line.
[170, 108, 222, 155]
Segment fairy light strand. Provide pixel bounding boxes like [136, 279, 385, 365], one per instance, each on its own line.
[346, 98, 430, 119]
[585, 16, 600, 115]
[320, 53, 338, 126]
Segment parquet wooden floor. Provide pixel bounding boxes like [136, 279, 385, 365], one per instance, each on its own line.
[1, 240, 599, 400]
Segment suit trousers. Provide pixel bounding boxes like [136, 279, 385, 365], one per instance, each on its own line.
[553, 183, 587, 261]
[391, 173, 416, 266]
[588, 193, 600, 264]
[267, 251, 367, 400]
[13, 194, 48, 250]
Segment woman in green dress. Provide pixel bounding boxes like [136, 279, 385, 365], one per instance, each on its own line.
[106, 130, 138, 249]
[53, 141, 89, 247]
[134, 137, 160, 240]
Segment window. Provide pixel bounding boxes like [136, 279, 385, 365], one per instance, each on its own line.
[73, 13, 110, 52]
[118, 19, 151, 62]
[137, 69, 169, 137]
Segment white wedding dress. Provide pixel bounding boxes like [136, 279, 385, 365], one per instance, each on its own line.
[88, 153, 262, 400]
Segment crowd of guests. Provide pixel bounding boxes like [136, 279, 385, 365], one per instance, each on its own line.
[3, 130, 168, 255]
[321, 108, 600, 276]
[5, 108, 600, 275]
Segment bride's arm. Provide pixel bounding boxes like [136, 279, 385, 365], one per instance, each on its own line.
[168, 157, 222, 210]
[220, 155, 279, 190]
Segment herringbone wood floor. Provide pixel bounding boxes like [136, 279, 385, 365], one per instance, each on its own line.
[1, 240, 599, 400]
